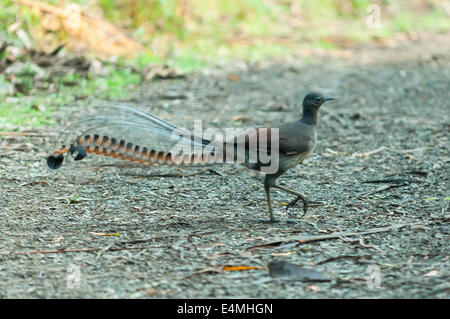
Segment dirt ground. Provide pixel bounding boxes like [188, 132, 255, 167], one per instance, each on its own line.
[0, 32, 449, 298]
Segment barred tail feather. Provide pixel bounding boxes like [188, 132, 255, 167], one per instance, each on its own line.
[47, 134, 222, 169]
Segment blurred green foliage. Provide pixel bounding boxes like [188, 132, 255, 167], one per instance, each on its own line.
[1, 0, 449, 64]
[0, 0, 449, 128]
[0, 66, 142, 127]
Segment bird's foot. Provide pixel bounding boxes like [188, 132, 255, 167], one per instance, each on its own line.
[285, 196, 308, 217]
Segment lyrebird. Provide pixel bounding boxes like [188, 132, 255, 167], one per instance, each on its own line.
[47, 92, 334, 221]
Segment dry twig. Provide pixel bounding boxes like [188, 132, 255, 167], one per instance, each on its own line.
[247, 224, 407, 250]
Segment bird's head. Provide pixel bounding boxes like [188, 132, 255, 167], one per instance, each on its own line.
[301, 92, 335, 124]
[302, 92, 335, 111]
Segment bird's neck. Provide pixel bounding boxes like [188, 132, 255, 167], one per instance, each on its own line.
[301, 107, 318, 125]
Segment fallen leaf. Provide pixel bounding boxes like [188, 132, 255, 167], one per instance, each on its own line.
[227, 74, 241, 82]
[244, 237, 266, 242]
[143, 288, 158, 296]
[20, 181, 48, 187]
[140, 288, 172, 296]
[271, 252, 293, 257]
[90, 232, 120, 237]
[223, 265, 262, 271]
[306, 284, 321, 292]
[268, 261, 330, 281]
[231, 114, 249, 122]
[246, 242, 281, 251]
[422, 270, 439, 277]
[197, 266, 223, 274]
[205, 252, 231, 260]
[378, 262, 397, 267]
[411, 224, 429, 231]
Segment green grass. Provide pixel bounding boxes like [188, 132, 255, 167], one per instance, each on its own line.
[0, 67, 143, 129]
[0, 100, 55, 127]
[394, 9, 450, 33]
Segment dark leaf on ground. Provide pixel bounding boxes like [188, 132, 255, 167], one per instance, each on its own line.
[268, 261, 330, 282]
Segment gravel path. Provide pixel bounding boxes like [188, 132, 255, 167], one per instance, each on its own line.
[0, 32, 449, 298]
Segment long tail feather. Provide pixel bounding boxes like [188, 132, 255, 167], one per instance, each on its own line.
[47, 100, 224, 169]
[47, 134, 221, 169]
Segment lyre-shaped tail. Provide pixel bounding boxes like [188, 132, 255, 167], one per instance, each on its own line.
[46, 100, 225, 169]
[47, 134, 220, 169]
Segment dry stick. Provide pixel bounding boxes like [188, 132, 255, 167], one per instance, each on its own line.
[362, 178, 411, 184]
[0, 131, 53, 137]
[351, 146, 429, 159]
[248, 224, 407, 249]
[118, 230, 216, 245]
[9, 246, 145, 255]
[358, 237, 383, 253]
[316, 254, 372, 265]
[357, 196, 393, 215]
[389, 147, 430, 154]
[338, 236, 383, 253]
[360, 183, 407, 198]
[362, 177, 427, 184]
[351, 146, 386, 158]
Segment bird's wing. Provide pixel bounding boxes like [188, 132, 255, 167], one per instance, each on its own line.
[278, 121, 314, 155]
[223, 121, 314, 156]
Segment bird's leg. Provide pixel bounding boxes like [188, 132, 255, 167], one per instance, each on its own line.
[272, 184, 308, 217]
[264, 185, 275, 222]
[263, 175, 277, 222]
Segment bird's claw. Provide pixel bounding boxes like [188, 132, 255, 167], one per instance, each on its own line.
[285, 197, 308, 217]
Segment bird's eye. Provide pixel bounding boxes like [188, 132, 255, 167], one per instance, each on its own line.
[315, 96, 322, 102]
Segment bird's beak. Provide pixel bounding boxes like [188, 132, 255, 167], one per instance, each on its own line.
[324, 96, 335, 101]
